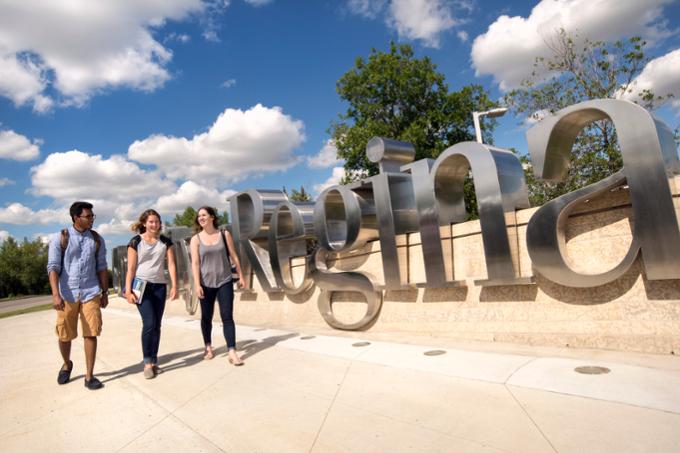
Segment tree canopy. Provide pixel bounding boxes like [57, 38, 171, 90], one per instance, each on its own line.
[505, 30, 674, 206]
[330, 42, 497, 180]
[0, 237, 50, 299]
[171, 207, 229, 228]
[288, 186, 312, 202]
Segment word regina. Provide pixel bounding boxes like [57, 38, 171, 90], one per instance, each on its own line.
[117, 99, 680, 331]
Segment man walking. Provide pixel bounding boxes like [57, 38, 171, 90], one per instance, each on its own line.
[47, 201, 108, 390]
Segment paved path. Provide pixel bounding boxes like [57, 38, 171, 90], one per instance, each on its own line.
[1, 296, 679, 452]
[0, 295, 52, 315]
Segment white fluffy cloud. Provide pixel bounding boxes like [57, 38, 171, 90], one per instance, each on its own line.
[471, 0, 674, 91]
[307, 140, 341, 169]
[0, 0, 219, 111]
[30, 150, 176, 202]
[244, 0, 273, 6]
[314, 167, 347, 194]
[155, 181, 235, 217]
[0, 203, 63, 225]
[388, 0, 458, 47]
[0, 129, 41, 160]
[348, 0, 460, 48]
[0, 230, 10, 242]
[347, 0, 387, 18]
[128, 104, 305, 184]
[622, 49, 680, 109]
[0, 178, 15, 186]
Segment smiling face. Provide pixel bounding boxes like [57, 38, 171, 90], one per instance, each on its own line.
[197, 208, 214, 230]
[144, 214, 161, 235]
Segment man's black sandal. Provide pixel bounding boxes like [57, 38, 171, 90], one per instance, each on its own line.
[84, 376, 103, 390]
[57, 360, 73, 385]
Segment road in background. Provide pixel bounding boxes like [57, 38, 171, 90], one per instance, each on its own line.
[0, 295, 52, 315]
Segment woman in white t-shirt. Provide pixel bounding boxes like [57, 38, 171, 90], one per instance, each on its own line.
[125, 209, 178, 379]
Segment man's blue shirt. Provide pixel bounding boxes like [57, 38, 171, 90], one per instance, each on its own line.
[47, 226, 107, 303]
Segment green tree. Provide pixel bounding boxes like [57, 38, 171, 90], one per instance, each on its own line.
[0, 237, 21, 297]
[290, 186, 311, 202]
[331, 42, 497, 176]
[172, 207, 198, 227]
[0, 237, 49, 298]
[506, 30, 673, 206]
[330, 42, 497, 217]
[17, 238, 50, 295]
[171, 206, 229, 227]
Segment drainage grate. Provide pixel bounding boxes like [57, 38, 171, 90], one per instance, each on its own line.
[423, 350, 446, 356]
[300, 335, 316, 340]
[352, 342, 371, 347]
[574, 366, 611, 375]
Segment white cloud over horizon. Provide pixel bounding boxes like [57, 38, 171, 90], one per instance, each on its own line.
[348, 0, 462, 48]
[307, 140, 342, 169]
[155, 180, 234, 218]
[313, 167, 347, 194]
[30, 150, 176, 202]
[0, 0, 224, 111]
[0, 202, 63, 225]
[622, 49, 680, 110]
[128, 104, 305, 184]
[471, 0, 675, 91]
[0, 230, 10, 242]
[0, 129, 41, 161]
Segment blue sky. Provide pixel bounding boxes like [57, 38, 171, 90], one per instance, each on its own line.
[0, 0, 679, 252]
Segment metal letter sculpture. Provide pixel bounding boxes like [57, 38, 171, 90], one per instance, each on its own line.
[111, 99, 680, 330]
[526, 99, 680, 287]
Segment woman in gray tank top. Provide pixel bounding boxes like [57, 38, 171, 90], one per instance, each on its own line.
[190, 206, 245, 365]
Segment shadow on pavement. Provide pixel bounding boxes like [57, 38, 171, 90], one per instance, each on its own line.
[99, 332, 299, 382]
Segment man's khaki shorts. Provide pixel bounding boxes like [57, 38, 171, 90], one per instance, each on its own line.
[55, 296, 102, 341]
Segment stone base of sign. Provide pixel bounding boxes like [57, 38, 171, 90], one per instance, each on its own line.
[233, 177, 680, 355]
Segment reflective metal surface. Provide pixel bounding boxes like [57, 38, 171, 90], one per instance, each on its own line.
[268, 201, 315, 294]
[365, 137, 418, 288]
[526, 99, 680, 286]
[401, 158, 464, 287]
[109, 99, 680, 332]
[313, 184, 378, 252]
[312, 249, 383, 331]
[111, 245, 127, 297]
[431, 141, 531, 285]
[229, 189, 289, 292]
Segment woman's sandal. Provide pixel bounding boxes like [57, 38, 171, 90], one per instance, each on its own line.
[228, 355, 244, 366]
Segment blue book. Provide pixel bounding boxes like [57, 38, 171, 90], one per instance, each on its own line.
[131, 277, 147, 304]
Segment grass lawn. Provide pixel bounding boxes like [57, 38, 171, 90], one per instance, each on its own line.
[0, 303, 52, 319]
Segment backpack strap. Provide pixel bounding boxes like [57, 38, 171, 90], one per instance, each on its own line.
[60, 228, 102, 276]
[59, 229, 69, 276]
[160, 234, 173, 248]
[90, 229, 102, 256]
[128, 234, 142, 251]
[220, 229, 232, 266]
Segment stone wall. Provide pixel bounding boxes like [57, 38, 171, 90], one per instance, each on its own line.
[233, 177, 680, 354]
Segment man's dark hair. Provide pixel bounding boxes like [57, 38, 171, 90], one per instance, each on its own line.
[69, 201, 93, 223]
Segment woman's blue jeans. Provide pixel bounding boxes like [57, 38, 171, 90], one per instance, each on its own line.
[199, 282, 235, 349]
[136, 282, 167, 365]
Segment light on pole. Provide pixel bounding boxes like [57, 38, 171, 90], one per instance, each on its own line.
[472, 107, 508, 143]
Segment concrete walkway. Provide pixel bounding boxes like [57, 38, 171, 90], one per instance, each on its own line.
[1, 297, 680, 453]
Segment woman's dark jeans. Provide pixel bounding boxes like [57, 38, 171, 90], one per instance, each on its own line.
[136, 282, 167, 365]
[199, 282, 236, 349]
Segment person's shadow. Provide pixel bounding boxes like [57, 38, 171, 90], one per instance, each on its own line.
[98, 332, 299, 383]
[237, 332, 299, 361]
